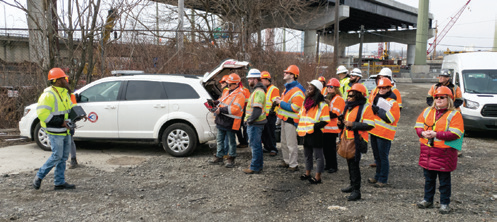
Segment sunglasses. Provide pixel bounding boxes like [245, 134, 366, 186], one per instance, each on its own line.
[434, 96, 447, 100]
[327, 86, 334, 89]
[378, 86, 391, 90]
[348, 93, 355, 97]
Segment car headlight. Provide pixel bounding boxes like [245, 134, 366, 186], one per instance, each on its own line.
[464, 99, 479, 109]
[23, 107, 31, 117]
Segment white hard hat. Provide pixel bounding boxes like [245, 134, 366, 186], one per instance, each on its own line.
[350, 68, 363, 77]
[378, 68, 393, 78]
[247, 68, 261, 78]
[336, 65, 348, 74]
[308, 79, 323, 92]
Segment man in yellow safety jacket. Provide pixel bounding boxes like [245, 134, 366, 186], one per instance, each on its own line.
[33, 68, 77, 191]
[260, 71, 280, 156]
[242, 69, 267, 174]
[337, 65, 350, 96]
[275, 65, 305, 171]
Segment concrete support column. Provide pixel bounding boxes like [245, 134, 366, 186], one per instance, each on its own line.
[339, 46, 346, 57]
[414, 0, 429, 65]
[407, 44, 416, 65]
[303, 30, 317, 59]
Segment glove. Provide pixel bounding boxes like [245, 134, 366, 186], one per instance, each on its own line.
[372, 105, 379, 114]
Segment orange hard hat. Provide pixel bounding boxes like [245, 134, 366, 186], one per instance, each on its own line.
[326, 78, 340, 87]
[347, 83, 368, 96]
[219, 75, 229, 83]
[284, 65, 299, 76]
[226, 73, 241, 84]
[377, 77, 393, 88]
[318, 76, 326, 82]
[48, 68, 69, 81]
[434, 86, 454, 100]
[261, 71, 271, 79]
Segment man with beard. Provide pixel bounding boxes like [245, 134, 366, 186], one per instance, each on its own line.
[242, 69, 267, 174]
[343, 68, 369, 98]
[427, 69, 462, 109]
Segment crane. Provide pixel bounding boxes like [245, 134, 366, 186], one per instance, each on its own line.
[426, 0, 471, 56]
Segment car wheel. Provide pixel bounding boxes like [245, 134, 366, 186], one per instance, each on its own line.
[34, 123, 51, 151]
[161, 123, 198, 157]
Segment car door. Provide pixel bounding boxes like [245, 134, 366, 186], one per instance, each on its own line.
[118, 80, 168, 139]
[75, 81, 122, 138]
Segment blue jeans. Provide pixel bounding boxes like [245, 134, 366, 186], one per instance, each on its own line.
[216, 127, 237, 158]
[424, 169, 452, 204]
[371, 135, 391, 183]
[36, 134, 71, 185]
[247, 125, 264, 171]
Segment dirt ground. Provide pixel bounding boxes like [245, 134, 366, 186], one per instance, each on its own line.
[0, 82, 496, 221]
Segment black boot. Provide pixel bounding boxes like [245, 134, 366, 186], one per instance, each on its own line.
[69, 158, 78, 169]
[340, 185, 354, 193]
[347, 190, 361, 201]
[33, 176, 42, 190]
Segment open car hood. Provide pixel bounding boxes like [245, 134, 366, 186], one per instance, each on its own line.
[202, 59, 250, 83]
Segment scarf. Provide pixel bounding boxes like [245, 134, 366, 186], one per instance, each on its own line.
[373, 90, 395, 105]
[304, 97, 315, 111]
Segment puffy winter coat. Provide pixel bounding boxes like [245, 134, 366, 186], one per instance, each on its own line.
[418, 143, 458, 172]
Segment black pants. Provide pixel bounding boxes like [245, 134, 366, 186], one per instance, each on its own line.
[347, 158, 361, 191]
[423, 169, 452, 204]
[261, 114, 277, 153]
[323, 133, 338, 170]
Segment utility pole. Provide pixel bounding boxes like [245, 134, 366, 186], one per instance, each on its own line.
[283, 28, 286, 52]
[156, 2, 159, 45]
[358, 25, 364, 70]
[177, 0, 184, 51]
[333, 0, 340, 68]
[316, 32, 320, 62]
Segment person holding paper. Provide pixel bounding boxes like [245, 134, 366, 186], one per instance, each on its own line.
[414, 86, 464, 214]
[367, 78, 400, 188]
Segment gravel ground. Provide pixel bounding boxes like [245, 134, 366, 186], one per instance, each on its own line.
[0, 82, 496, 221]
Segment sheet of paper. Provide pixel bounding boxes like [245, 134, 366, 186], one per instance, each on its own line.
[377, 97, 392, 112]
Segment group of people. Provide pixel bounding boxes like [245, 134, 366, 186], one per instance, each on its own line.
[208, 64, 464, 214]
[32, 65, 464, 215]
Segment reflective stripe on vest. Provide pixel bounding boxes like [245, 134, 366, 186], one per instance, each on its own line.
[416, 108, 462, 147]
[264, 85, 278, 114]
[245, 88, 267, 123]
[277, 87, 304, 121]
[297, 102, 330, 136]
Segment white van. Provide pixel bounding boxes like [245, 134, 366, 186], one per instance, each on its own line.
[442, 52, 497, 132]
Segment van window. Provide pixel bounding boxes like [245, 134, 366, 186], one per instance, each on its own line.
[79, 81, 122, 102]
[455, 73, 460, 87]
[163, 82, 200, 99]
[125, 81, 166, 100]
[462, 70, 497, 94]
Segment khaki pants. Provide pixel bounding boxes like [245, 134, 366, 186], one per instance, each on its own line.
[280, 121, 299, 168]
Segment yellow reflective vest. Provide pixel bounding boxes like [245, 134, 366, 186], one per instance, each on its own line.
[37, 86, 74, 135]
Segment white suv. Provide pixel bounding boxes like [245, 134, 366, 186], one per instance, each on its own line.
[18, 59, 250, 156]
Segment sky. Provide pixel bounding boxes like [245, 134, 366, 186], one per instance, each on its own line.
[0, 0, 495, 55]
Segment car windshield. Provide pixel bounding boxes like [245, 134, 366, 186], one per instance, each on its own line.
[462, 70, 497, 94]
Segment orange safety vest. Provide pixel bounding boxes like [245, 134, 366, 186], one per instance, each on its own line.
[70, 93, 77, 104]
[296, 102, 330, 136]
[369, 97, 401, 141]
[321, 87, 327, 96]
[342, 104, 375, 142]
[414, 107, 464, 148]
[323, 94, 345, 133]
[264, 84, 280, 115]
[277, 86, 305, 123]
[369, 86, 403, 108]
[218, 87, 246, 130]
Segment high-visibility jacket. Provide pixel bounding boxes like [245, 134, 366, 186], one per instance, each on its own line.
[245, 87, 267, 124]
[70, 93, 77, 104]
[339, 77, 350, 96]
[297, 102, 330, 136]
[369, 86, 402, 108]
[217, 87, 246, 130]
[264, 84, 280, 115]
[414, 107, 464, 148]
[277, 81, 305, 124]
[323, 94, 345, 133]
[321, 87, 327, 96]
[342, 104, 375, 142]
[37, 86, 74, 135]
[369, 97, 401, 141]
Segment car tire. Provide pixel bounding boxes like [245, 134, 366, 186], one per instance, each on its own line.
[161, 123, 198, 157]
[34, 123, 51, 151]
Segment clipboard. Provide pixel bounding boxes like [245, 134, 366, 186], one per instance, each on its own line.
[377, 97, 392, 112]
